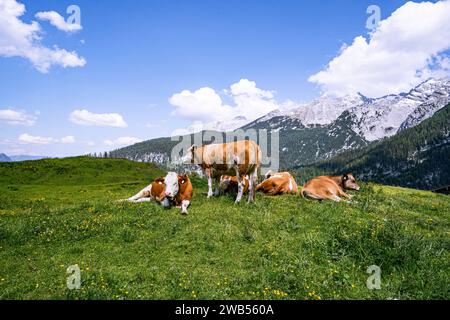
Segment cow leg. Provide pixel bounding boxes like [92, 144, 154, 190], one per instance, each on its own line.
[214, 183, 220, 197]
[133, 198, 152, 203]
[248, 170, 258, 203]
[127, 185, 152, 202]
[207, 172, 214, 198]
[181, 200, 190, 215]
[235, 170, 244, 204]
[341, 191, 352, 200]
[330, 195, 342, 202]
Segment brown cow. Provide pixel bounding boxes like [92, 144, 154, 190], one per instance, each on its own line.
[301, 173, 360, 202]
[125, 172, 193, 214]
[256, 171, 298, 196]
[219, 175, 250, 195]
[181, 140, 261, 203]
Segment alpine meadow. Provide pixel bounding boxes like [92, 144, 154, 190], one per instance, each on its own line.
[1, 0, 450, 305]
[0, 157, 449, 299]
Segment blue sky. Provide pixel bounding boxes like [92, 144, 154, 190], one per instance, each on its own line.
[1, 0, 448, 156]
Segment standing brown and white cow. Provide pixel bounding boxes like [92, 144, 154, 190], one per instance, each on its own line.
[301, 173, 360, 202]
[181, 140, 261, 203]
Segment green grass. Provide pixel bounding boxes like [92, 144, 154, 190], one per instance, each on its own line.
[0, 157, 449, 300]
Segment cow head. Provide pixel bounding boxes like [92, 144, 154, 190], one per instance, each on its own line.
[264, 170, 274, 180]
[180, 145, 200, 164]
[342, 173, 360, 191]
[164, 172, 180, 199]
[219, 175, 232, 192]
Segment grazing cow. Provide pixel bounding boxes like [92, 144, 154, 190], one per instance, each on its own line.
[256, 171, 298, 196]
[181, 140, 261, 203]
[219, 175, 250, 195]
[125, 172, 193, 214]
[301, 173, 360, 202]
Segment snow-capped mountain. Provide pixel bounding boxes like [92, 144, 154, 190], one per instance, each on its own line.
[287, 92, 370, 126]
[250, 78, 450, 142]
[349, 78, 450, 141]
[173, 78, 450, 139]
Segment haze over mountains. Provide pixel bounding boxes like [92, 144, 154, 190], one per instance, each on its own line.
[0, 154, 47, 162]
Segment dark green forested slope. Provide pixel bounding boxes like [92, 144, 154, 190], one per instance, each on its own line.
[295, 104, 450, 190]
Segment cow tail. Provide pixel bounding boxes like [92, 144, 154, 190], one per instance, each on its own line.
[256, 144, 262, 178]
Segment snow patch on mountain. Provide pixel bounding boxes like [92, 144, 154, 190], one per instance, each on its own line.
[287, 93, 369, 126]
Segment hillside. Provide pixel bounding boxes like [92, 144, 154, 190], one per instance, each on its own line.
[295, 104, 450, 190]
[0, 157, 165, 186]
[0, 157, 449, 300]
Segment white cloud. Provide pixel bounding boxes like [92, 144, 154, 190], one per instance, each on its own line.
[69, 109, 128, 128]
[169, 79, 280, 127]
[308, 0, 450, 97]
[229, 79, 278, 120]
[0, 0, 86, 73]
[35, 11, 82, 33]
[169, 87, 234, 121]
[0, 108, 37, 126]
[104, 137, 142, 148]
[230, 79, 275, 99]
[61, 135, 75, 144]
[18, 133, 55, 144]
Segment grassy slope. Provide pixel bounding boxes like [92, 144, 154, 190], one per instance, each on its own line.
[0, 157, 449, 300]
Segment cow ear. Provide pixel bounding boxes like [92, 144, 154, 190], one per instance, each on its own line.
[343, 174, 349, 181]
[155, 177, 165, 184]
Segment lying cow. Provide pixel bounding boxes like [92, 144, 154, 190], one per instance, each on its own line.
[125, 172, 193, 214]
[219, 175, 249, 195]
[301, 173, 360, 202]
[181, 140, 261, 203]
[256, 171, 298, 196]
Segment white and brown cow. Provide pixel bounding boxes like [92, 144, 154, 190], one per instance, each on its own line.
[301, 173, 360, 202]
[125, 172, 193, 214]
[256, 171, 299, 196]
[219, 175, 250, 195]
[181, 140, 261, 203]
